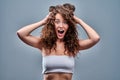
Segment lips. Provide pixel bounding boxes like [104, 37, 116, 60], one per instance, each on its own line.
[58, 30, 64, 34]
[56, 29, 65, 39]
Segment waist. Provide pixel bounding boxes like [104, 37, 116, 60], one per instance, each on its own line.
[44, 72, 72, 80]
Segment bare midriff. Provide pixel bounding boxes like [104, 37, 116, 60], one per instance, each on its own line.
[43, 72, 73, 80]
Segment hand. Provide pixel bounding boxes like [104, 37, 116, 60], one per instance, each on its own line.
[41, 12, 52, 25]
[73, 15, 81, 24]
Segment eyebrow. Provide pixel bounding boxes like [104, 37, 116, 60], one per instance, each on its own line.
[55, 19, 67, 22]
[55, 19, 60, 21]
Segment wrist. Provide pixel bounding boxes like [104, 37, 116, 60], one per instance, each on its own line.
[39, 20, 46, 25]
[74, 16, 82, 24]
[77, 18, 82, 25]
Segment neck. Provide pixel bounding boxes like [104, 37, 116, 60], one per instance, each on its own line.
[57, 39, 64, 43]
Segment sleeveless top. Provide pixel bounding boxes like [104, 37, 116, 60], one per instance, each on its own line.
[42, 55, 75, 74]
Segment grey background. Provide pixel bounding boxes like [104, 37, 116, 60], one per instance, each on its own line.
[0, 0, 120, 80]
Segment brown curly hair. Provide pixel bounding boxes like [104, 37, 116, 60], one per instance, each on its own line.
[40, 3, 80, 57]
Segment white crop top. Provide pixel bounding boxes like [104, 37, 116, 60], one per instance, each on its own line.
[42, 55, 75, 74]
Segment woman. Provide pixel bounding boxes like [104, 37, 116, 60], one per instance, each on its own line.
[17, 3, 100, 80]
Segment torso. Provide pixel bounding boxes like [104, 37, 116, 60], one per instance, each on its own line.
[44, 73, 72, 80]
[40, 41, 74, 80]
[42, 41, 68, 56]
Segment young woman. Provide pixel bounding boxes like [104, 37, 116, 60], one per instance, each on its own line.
[17, 3, 100, 80]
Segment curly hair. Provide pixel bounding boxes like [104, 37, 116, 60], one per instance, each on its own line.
[40, 3, 80, 57]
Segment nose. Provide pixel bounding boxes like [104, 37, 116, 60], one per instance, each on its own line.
[59, 22, 64, 27]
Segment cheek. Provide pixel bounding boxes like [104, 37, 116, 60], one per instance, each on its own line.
[54, 25, 58, 31]
[65, 25, 69, 31]
[54, 25, 58, 33]
[54, 23, 58, 29]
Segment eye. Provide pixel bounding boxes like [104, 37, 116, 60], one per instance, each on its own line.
[63, 21, 68, 24]
[62, 21, 68, 25]
[54, 20, 60, 24]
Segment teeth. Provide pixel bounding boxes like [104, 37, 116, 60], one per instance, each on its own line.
[58, 30, 64, 34]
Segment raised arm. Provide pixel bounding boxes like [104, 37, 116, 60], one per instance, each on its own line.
[17, 13, 51, 49]
[74, 16, 100, 50]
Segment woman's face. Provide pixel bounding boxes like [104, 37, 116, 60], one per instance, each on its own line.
[54, 13, 69, 40]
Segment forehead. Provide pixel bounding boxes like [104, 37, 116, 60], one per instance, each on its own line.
[55, 13, 64, 21]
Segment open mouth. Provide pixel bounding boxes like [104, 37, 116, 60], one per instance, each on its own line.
[58, 30, 64, 34]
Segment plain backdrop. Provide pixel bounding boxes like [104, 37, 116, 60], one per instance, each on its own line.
[0, 0, 120, 80]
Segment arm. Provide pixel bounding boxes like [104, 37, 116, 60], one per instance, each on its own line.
[74, 16, 100, 50]
[17, 13, 51, 49]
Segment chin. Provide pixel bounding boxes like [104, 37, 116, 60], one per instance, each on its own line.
[57, 37, 64, 40]
[57, 36, 65, 40]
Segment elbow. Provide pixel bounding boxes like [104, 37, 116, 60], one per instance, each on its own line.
[16, 31, 21, 39]
[16, 30, 19, 35]
[16, 30, 21, 37]
[93, 36, 100, 43]
[16, 30, 24, 39]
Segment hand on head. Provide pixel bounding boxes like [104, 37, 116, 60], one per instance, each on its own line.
[73, 15, 80, 24]
[42, 3, 77, 25]
[41, 12, 52, 25]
